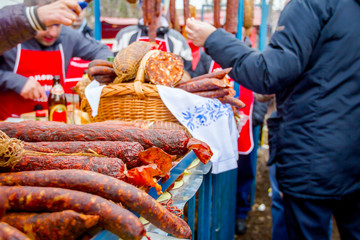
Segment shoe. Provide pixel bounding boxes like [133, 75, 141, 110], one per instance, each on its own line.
[235, 218, 247, 235]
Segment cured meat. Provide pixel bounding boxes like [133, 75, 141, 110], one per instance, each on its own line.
[147, 0, 157, 42]
[0, 170, 192, 239]
[192, 88, 236, 98]
[146, 51, 184, 87]
[176, 78, 227, 92]
[183, 0, 190, 24]
[24, 141, 144, 169]
[224, 0, 239, 34]
[187, 138, 213, 164]
[218, 95, 245, 108]
[1, 186, 145, 240]
[176, 67, 232, 85]
[113, 41, 154, 83]
[213, 0, 221, 28]
[88, 66, 116, 84]
[169, 0, 176, 28]
[1, 210, 99, 240]
[0, 222, 30, 240]
[0, 191, 7, 218]
[4, 155, 126, 180]
[0, 121, 190, 156]
[142, 0, 149, 26]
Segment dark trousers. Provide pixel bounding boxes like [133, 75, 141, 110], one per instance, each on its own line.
[236, 125, 260, 219]
[283, 192, 360, 240]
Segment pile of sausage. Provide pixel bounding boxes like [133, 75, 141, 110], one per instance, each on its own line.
[0, 170, 192, 240]
[0, 120, 213, 239]
[175, 68, 246, 108]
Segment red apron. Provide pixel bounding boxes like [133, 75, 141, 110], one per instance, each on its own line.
[0, 44, 65, 120]
[136, 29, 170, 52]
[64, 57, 89, 93]
[209, 61, 254, 154]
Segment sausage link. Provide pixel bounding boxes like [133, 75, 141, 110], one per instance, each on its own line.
[0, 222, 30, 240]
[183, 0, 190, 24]
[176, 78, 227, 92]
[218, 95, 245, 108]
[88, 66, 116, 84]
[1, 210, 99, 240]
[224, 0, 239, 34]
[169, 0, 176, 28]
[6, 155, 126, 181]
[192, 87, 236, 98]
[0, 170, 192, 239]
[0, 121, 190, 156]
[1, 186, 145, 240]
[213, 0, 221, 28]
[176, 67, 232, 85]
[24, 141, 144, 169]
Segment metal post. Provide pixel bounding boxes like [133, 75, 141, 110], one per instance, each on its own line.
[259, 0, 269, 51]
[236, 0, 244, 40]
[94, 0, 101, 41]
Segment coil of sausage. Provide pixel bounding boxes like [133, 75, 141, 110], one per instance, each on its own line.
[1, 210, 99, 240]
[0, 170, 192, 239]
[1, 186, 145, 240]
[218, 95, 246, 108]
[24, 141, 144, 169]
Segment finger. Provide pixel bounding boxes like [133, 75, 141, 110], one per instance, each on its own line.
[63, 0, 82, 15]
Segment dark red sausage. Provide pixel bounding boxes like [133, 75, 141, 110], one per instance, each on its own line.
[193, 88, 236, 98]
[213, 0, 221, 28]
[218, 95, 245, 108]
[1, 210, 99, 240]
[176, 67, 232, 85]
[148, 0, 157, 42]
[0, 170, 192, 239]
[5, 155, 126, 180]
[1, 186, 145, 240]
[176, 78, 227, 92]
[224, 0, 239, 34]
[183, 0, 190, 24]
[0, 121, 190, 156]
[88, 66, 116, 84]
[169, 0, 176, 28]
[0, 190, 8, 218]
[142, 0, 149, 26]
[0, 222, 30, 240]
[24, 141, 144, 169]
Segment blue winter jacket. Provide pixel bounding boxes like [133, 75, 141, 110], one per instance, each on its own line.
[204, 0, 360, 199]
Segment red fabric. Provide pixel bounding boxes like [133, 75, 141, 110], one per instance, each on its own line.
[138, 36, 169, 52]
[64, 57, 89, 93]
[187, 40, 200, 71]
[0, 47, 64, 120]
[209, 61, 254, 154]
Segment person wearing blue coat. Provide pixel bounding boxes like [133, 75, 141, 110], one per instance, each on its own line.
[186, 0, 360, 239]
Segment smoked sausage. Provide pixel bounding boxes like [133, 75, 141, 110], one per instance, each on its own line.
[1, 210, 99, 240]
[0, 222, 30, 240]
[1, 186, 145, 240]
[0, 170, 192, 239]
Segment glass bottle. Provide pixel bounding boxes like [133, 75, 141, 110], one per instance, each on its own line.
[48, 75, 67, 123]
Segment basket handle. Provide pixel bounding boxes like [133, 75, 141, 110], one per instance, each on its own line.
[134, 50, 160, 99]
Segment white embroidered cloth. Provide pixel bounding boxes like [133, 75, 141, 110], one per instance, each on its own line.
[157, 85, 239, 174]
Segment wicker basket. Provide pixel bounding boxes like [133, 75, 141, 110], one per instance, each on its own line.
[80, 79, 177, 123]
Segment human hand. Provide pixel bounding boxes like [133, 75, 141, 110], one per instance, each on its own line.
[20, 77, 47, 101]
[37, 0, 82, 27]
[185, 18, 216, 47]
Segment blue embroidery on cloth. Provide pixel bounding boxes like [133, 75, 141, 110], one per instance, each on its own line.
[177, 100, 233, 131]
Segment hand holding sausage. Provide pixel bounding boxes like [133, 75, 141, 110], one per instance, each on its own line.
[185, 18, 216, 47]
[87, 59, 116, 84]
